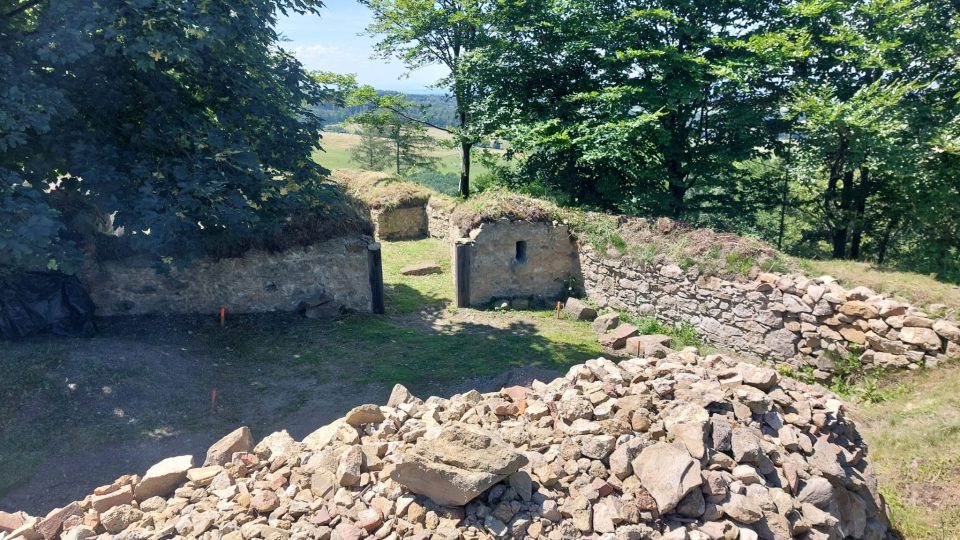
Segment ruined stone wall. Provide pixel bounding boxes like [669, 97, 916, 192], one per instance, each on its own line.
[578, 244, 960, 376]
[372, 206, 428, 241]
[426, 199, 453, 240]
[455, 221, 579, 306]
[82, 235, 376, 316]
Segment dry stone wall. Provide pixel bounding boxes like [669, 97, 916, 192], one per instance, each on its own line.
[454, 220, 579, 307]
[426, 199, 454, 240]
[579, 244, 960, 377]
[82, 235, 376, 316]
[436, 205, 957, 376]
[372, 205, 428, 241]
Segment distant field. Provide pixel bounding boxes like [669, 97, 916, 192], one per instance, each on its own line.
[313, 131, 501, 194]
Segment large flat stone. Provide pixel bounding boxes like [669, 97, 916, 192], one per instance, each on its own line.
[564, 298, 597, 321]
[203, 426, 253, 466]
[624, 334, 672, 357]
[599, 324, 639, 349]
[632, 442, 701, 514]
[899, 326, 942, 351]
[391, 423, 527, 506]
[134, 455, 194, 501]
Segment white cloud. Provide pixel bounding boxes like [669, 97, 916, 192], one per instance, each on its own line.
[288, 41, 448, 92]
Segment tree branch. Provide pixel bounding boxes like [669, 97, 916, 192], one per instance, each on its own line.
[377, 103, 454, 134]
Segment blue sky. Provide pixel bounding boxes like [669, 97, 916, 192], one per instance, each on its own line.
[277, 0, 448, 93]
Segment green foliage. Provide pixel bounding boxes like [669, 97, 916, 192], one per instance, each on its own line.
[348, 87, 440, 175]
[670, 322, 701, 349]
[408, 171, 460, 196]
[816, 346, 897, 402]
[361, 0, 490, 196]
[560, 211, 627, 254]
[726, 253, 756, 277]
[617, 314, 701, 350]
[467, 0, 785, 216]
[457, 0, 960, 282]
[776, 364, 817, 385]
[350, 127, 393, 171]
[314, 92, 459, 129]
[1, 0, 337, 273]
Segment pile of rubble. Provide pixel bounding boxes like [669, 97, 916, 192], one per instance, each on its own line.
[1, 351, 888, 539]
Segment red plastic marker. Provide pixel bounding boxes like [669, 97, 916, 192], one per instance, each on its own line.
[220, 307, 226, 327]
[211, 388, 218, 414]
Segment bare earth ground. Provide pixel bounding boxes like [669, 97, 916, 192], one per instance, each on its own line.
[0, 238, 592, 514]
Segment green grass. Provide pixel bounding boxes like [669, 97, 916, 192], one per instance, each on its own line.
[320, 313, 601, 390]
[855, 362, 960, 539]
[212, 237, 603, 395]
[313, 132, 494, 191]
[204, 308, 602, 400]
[614, 313, 702, 350]
[380, 238, 453, 312]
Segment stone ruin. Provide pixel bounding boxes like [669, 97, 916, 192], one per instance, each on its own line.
[81, 237, 382, 317]
[438, 206, 959, 378]
[452, 221, 579, 308]
[0, 352, 888, 540]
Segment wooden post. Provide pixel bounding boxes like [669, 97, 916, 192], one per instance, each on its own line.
[368, 242, 385, 314]
[455, 239, 472, 308]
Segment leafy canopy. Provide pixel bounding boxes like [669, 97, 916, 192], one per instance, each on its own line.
[0, 0, 339, 274]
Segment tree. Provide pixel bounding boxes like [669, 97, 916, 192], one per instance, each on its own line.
[466, 0, 786, 217]
[0, 0, 336, 274]
[360, 0, 489, 197]
[350, 88, 439, 175]
[769, 0, 958, 260]
[350, 127, 393, 171]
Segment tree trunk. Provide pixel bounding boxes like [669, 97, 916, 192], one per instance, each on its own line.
[877, 217, 898, 265]
[778, 171, 789, 250]
[668, 183, 687, 218]
[457, 103, 471, 198]
[825, 136, 848, 258]
[832, 228, 847, 259]
[665, 156, 687, 218]
[459, 140, 472, 198]
[849, 167, 869, 260]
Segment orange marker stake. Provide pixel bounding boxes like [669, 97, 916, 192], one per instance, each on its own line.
[220, 307, 226, 328]
[211, 388, 218, 414]
[556, 301, 562, 318]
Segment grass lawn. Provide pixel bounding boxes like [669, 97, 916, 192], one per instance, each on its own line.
[381, 237, 453, 312]
[854, 362, 960, 539]
[215, 237, 603, 394]
[796, 258, 960, 313]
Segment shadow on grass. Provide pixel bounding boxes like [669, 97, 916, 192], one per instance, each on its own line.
[384, 280, 450, 314]
[209, 284, 599, 397]
[0, 281, 598, 511]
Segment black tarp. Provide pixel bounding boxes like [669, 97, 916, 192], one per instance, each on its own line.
[0, 272, 96, 340]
